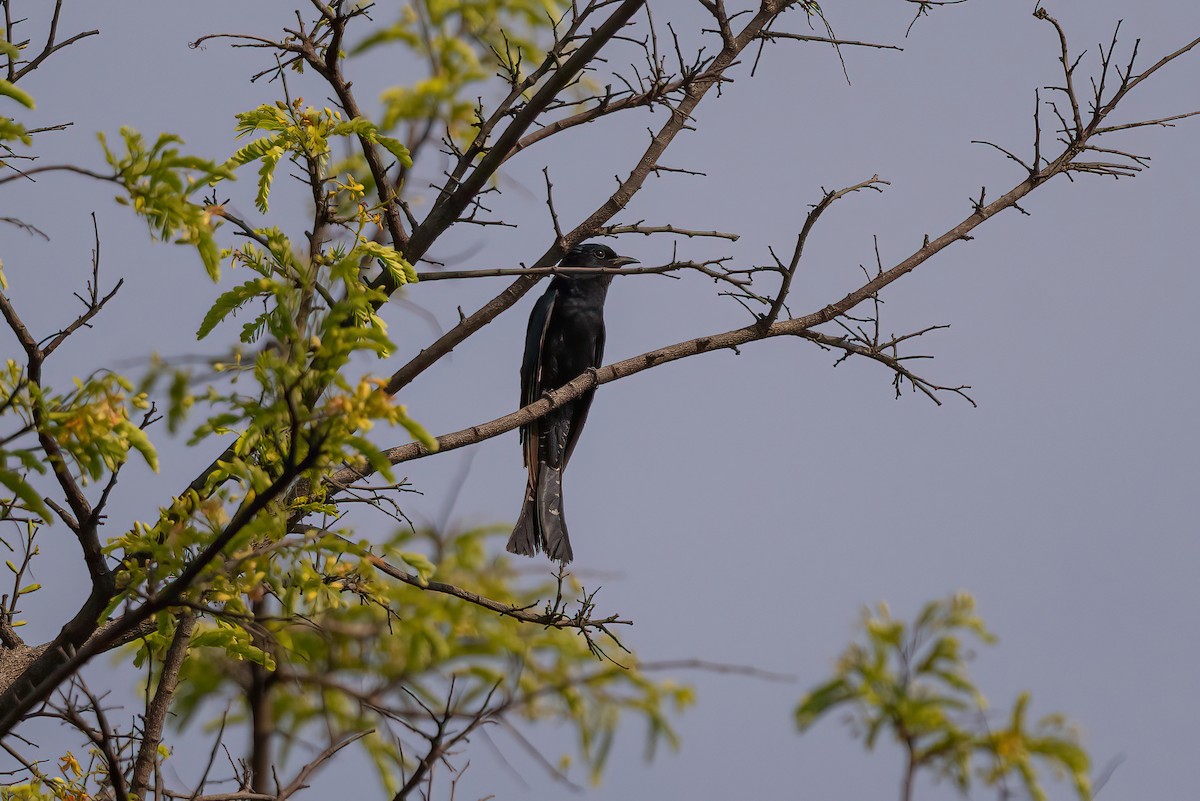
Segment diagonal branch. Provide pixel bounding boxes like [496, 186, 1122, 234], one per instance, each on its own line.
[397, 0, 649, 283]
[1093, 109, 1200, 135]
[451, 2, 626, 183]
[503, 74, 690, 162]
[383, 1, 803, 397]
[348, 145, 1120, 475]
[801, 328, 974, 407]
[279, 730, 372, 800]
[0, 444, 320, 736]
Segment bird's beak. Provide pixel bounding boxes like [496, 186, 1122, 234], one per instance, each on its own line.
[612, 255, 639, 268]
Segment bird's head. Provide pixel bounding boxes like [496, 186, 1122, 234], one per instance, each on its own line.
[562, 241, 639, 272]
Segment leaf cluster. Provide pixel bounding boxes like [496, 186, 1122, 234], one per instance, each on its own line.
[357, 0, 563, 141]
[0, 36, 34, 149]
[98, 128, 232, 278]
[129, 526, 692, 793]
[1, 362, 157, 524]
[228, 100, 411, 214]
[795, 593, 1092, 801]
[1, 748, 101, 801]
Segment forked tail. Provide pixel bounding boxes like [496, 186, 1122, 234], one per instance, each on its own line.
[506, 464, 573, 563]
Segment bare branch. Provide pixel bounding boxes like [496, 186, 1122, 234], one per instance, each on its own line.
[6, 0, 98, 83]
[0, 164, 117, 187]
[278, 730, 372, 800]
[803, 328, 975, 407]
[353, 158, 1088, 476]
[52, 679, 130, 801]
[40, 214, 123, 359]
[1033, 8, 1084, 138]
[971, 139, 1033, 173]
[130, 612, 196, 800]
[597, 222, 740, 240]
[1094, 109, 1200, 135]
[298, 527, 632, 634]
[761, 175, 888, 331]
[413, 260, 746, 285]
[0, 216, 49, 239]
[757, 30, 902, 51]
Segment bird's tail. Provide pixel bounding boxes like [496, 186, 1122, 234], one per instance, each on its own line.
[506, 485, 541, 558]
[537, 463, 572, 563]
[506, 464, 573, 563]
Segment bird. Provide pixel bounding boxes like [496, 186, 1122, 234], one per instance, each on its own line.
[507, 241, 639, 563]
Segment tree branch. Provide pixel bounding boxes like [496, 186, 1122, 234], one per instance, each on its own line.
[354, 153, 1101, 472]
[8, 0, 98, 83]
[756, 30, 902, 51]
[296, 527, 632, 634]
[383, 1, 801, 396]
[130, 611, 196, 800]
[413, 260, 745, 284]
[760, 175, 888, 331]
[398, 0, 650, 283]
[0, 445, 320, 736]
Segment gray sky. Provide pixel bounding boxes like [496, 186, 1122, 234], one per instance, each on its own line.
[4, 1, 1199, 799]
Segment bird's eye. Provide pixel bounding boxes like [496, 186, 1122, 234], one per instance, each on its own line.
[593, 247, 611, 260]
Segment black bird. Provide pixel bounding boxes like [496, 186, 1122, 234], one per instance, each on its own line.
[507, 242, 639, 563]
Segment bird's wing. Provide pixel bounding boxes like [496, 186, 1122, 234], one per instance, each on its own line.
[561, 320, 604, 469]
[520, 287, 558, 466]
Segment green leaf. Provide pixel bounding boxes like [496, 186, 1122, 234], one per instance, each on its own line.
[197, 278, 275, 340]
[122, 422, 159, 472]
[191, 628, 236, 649]
[356, 240, 416, 285]
[233, 104, 290, 137]
[395, 405, 438, 452]
[254, 146, 284, 213]
[398, 551, 435, 585]
[795, 677, 857, 731]
[0, 115, 31, 145]
[240, 310, 272, 344]
[1028, 735, 1090, 774]
[166, 369, 193, 433]
[0, 469, 51, 522]
[374, 135, 413, 168]
[225, 133, 287, 167]
[0, 78, 34, 110]
[97, 127, 230, 280]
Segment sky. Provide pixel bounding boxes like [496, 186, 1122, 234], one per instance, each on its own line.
[3, 1, 1199, 799]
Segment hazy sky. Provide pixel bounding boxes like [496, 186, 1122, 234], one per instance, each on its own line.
[4, 1, 1199, 799]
